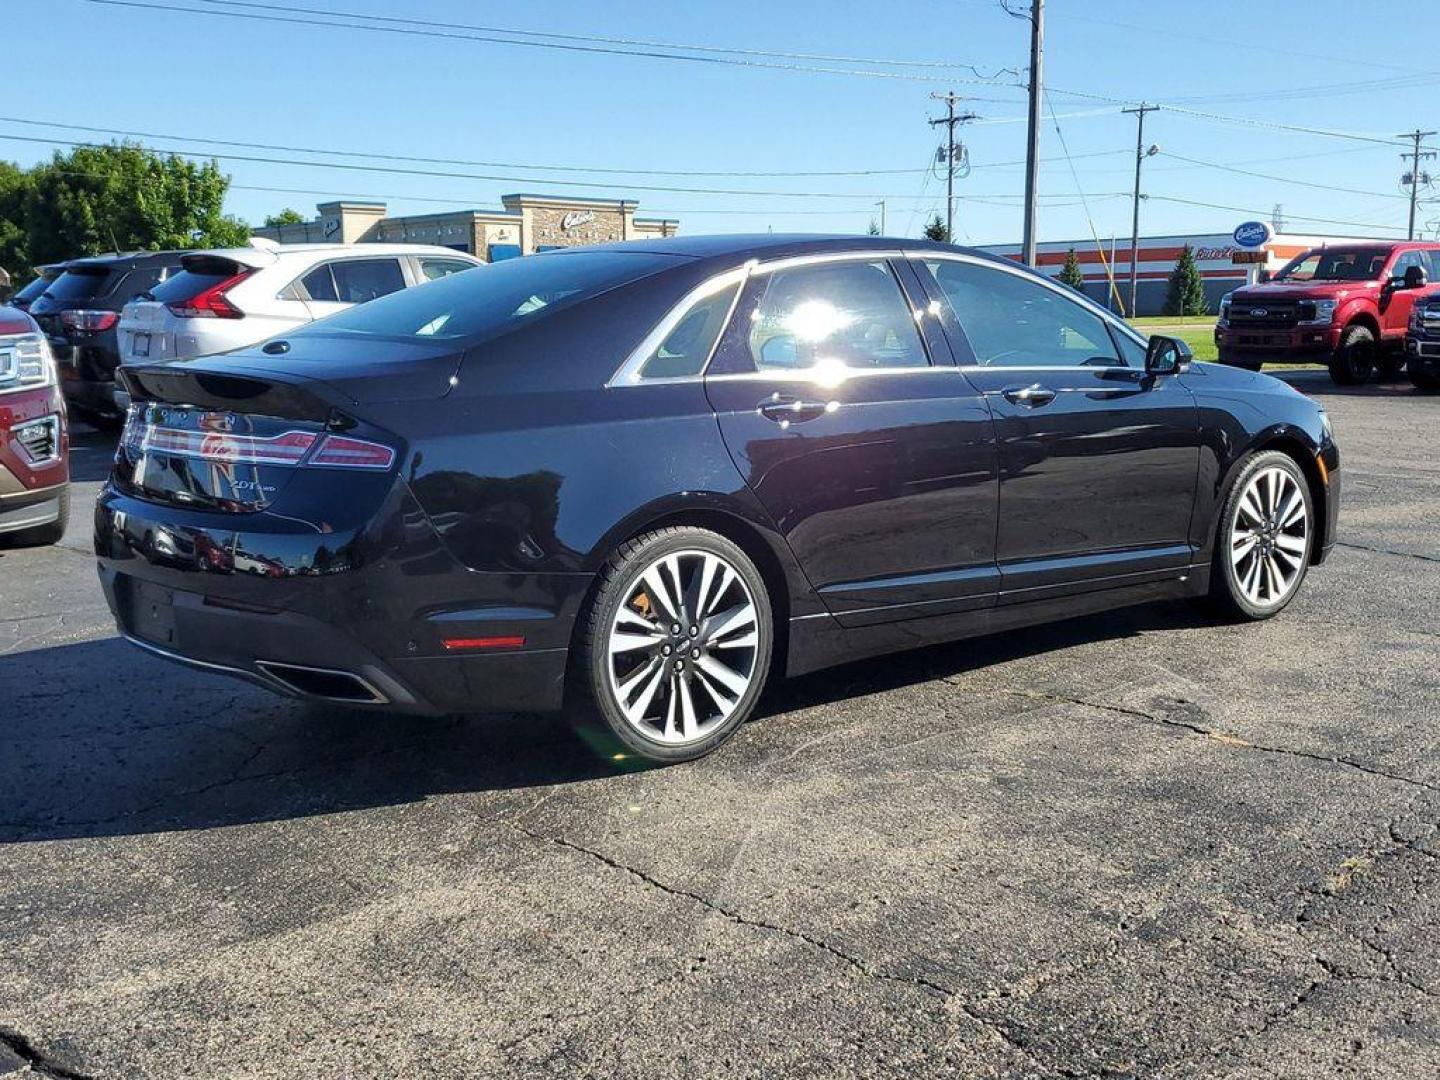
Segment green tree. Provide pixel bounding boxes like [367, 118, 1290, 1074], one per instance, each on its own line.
[264, 207, 306, 227]
[866, 218, 881, 236]
[923, 213, 950, 243]
[4, 142, 249, 281]
[1057, 247, 1086, 290]
[1163, 245, 1209, 317]
[0, 162, 32, 288]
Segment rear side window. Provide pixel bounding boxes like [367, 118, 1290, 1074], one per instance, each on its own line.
[303, 250, 679, 341]
[419, 258, 477, 281]
[43, 267, 116, 301]
[331, 259, 406, 303]
[300, 265, 339, 302]
[117, 267, 167, 299]
[12, 276, 53, 303]
[635, 282, 739, 380]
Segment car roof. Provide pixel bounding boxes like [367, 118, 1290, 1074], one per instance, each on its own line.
[565, 233, 984, 262]
[62, 250, 190, 271]
[184, 243, 484, 269]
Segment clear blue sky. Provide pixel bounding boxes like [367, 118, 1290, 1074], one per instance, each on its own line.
[6, 0, 1436, 245]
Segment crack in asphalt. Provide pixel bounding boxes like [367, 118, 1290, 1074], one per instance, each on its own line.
[509, 823, 1066, 1077]
[0, 1026, 93, 1080]
[1334, 541, 1440, 564]
[1009, 690, 1440, 796]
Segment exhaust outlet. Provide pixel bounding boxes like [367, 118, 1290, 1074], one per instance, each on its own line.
[255, 661, 389, 704]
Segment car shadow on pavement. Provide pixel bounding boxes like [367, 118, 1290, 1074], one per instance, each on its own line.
[1, 598, 1212, 845]
[1272, 370, 1430, 400]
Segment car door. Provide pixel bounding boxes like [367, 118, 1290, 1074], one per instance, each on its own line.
[912, 254, 1201, 602]
[1381, 250, 1432, 341]
[703, 253, 999, 627]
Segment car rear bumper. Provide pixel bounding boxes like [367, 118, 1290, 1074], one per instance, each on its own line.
[94, 481, 590, 714]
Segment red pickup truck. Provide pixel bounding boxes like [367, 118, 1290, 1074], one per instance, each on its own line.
[1216, 242, 1440, 385]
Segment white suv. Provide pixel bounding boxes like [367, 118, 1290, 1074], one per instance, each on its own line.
[117, 241, 483, 368]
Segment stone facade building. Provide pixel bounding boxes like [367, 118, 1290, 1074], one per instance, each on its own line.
[252, 194, 679, 262]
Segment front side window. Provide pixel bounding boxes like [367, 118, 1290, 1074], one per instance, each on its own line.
[1390, 250, 1431, 281]
[744, 259, 927, 373]
[330, 259, 406, 303]
[924, 259, 1121, 368]
[635, 282, 739, 380]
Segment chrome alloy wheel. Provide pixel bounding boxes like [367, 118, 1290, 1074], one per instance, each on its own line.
[1230, 466, 1309, 609]
[606, 549, 761, 746]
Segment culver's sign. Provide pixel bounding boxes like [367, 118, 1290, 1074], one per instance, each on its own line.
[1233, 221, 1273, 249]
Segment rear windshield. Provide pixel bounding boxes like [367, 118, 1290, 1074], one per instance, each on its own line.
[301, 250, 681, 341]
[44, 266, 117, 301]
[151, 257, 248, 303]
[12, 275, 54, 303]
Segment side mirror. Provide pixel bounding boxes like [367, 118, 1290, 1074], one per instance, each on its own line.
[759, 334, 799, 368]
[1257, 269, 1272, 283]
[1145, 334, 1193, 375]
[1404, 264, 1427, 290]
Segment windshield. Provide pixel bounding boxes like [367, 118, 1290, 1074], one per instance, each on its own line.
[301, 250, 682, 341]
[1274, 248, 1390, 283]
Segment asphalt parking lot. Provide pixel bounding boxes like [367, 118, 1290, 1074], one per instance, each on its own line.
[2, 371, 1437, 1079]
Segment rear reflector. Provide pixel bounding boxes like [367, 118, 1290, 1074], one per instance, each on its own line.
[442, 636, 526, 651]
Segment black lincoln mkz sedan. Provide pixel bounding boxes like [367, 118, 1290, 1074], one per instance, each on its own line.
[97, 236, 1340, 762]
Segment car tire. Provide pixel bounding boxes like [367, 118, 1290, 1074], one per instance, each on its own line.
[1408, 358, 1440, 392]
[574, 526, 773, 764]
[8, 486, 70, 547]
[1205, 451, 1313, 621]
[1328, 324, 1376, 385]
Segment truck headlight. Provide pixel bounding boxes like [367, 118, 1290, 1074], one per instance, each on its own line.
[0, 333, 56, 395]
[1301, 299, 1337, 325]
[1218, 293, 1233, 328]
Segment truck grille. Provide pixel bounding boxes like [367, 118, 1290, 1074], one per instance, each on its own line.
[1228, 304, 1299, 329]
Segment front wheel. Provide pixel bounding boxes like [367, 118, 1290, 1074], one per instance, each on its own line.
[1206, 451, 1313, 621]
[1328, 324, 1377, 385]
[575, 527, 773, 764]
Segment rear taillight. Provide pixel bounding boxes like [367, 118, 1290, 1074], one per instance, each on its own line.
[61, 309, 119, 332]
[166, 270, 254, 319]
[123, 411, 396, 471]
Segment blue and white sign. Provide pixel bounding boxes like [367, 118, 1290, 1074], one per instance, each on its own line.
[1233, 221, 1273, 249]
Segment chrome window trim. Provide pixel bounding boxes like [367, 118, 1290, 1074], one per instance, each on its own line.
[705, 366, 958, 384]
[747, 249, 907, 277]
[606, 264, 752, 387]
[912, 250, 1152, 371]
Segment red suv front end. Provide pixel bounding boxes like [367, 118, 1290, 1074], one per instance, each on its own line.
[0, 307, 70, 544]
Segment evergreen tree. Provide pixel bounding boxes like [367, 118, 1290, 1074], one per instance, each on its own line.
[1163, 245, 1210, 316]
[866, 218, 881, 236]
[923, 214, 950, 243]
[1057, 248, 1085, 290]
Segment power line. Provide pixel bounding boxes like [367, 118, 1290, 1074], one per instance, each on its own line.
[0, 115, 936, 180]
[1159, 151, 1407, 200]
[1147, 195, 1406, 234]
[84, 0, 1026, 86]
[199, 0, 1021, 78]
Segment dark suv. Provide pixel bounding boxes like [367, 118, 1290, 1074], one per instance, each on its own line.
[8, 263, 67, 312]
[29, 251, 186, 425]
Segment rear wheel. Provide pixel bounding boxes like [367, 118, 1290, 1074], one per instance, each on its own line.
[576, 527, 773, 764]
[1328, 324, 1376, 385]
[1206, 452, 1312, 621]
[1408, 357, 1440, 392]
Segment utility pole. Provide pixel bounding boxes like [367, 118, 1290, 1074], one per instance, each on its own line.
[1400, 129, 1437, 241]
[1020, 0, 1044, 267]
[930, 92, 978, 243]
[874, 199, 887, 235]
[1123, 102, 1160, 318]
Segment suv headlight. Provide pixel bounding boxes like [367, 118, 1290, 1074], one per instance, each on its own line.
[1300, 299, 1337, 325]
[0, 333, 56, 395]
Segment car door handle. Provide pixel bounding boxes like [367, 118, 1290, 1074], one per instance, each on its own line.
[757, 395, 834, 424]
[1002, 383, 1057, 407]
